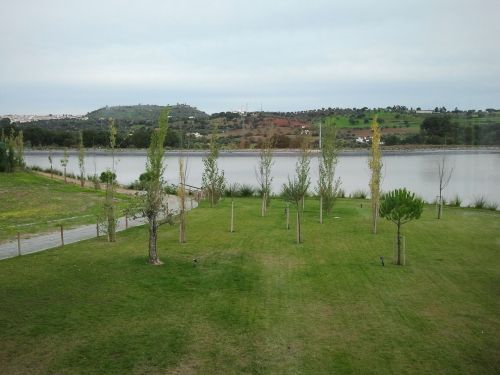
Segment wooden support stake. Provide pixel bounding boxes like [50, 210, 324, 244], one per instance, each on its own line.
[320, 195, 323, 224]
[230, 201, 234, 233]
[125, 214, 128, 229]
[60, 225, 64, 246]
[17, 232, 21, 256]
[96, 219, 100, 237]
[296, 211, 300, 244]
[286, 204, 290, 230]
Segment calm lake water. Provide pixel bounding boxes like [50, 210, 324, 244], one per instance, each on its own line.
[24, 149, 500, 206]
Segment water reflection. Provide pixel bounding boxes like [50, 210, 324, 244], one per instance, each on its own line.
[24, 150, 500, 206]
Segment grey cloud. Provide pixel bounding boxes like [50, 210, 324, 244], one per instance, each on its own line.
[0, 0, 499, 114]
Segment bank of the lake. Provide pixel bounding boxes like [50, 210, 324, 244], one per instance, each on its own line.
[24, 145, 500, 157]
[24, 148, 500, 207]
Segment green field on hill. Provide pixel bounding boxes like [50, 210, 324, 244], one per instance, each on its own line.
[1, 197, 498, 374]
[326, 110, 500, 130]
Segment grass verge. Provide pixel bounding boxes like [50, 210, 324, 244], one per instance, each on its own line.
[0, 172, 132, 243]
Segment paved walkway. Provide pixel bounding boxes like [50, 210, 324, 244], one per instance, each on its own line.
[0, 196, 198, 260]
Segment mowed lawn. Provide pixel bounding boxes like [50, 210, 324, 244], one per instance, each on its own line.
[0, 172, 131, 243]
[0, 197, 498, 374]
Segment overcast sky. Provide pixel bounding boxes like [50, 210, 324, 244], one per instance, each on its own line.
[0, 0, 499, 114]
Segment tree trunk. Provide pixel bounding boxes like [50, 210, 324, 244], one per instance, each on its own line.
[320, 195, 323, 224]
[296, 209, 301, 244]
[230, 200, 234, 232]
[106, 182, 116, 242]
[179, 211, 185, 243]
[148, 215, 161, 264]
[396, 222, 401, 265]
[438, 191, 443, 219]
[302, 196, 305, 210]
[80, 175, 84, 187]
[372, 201, 378, 234]
[64, 167, 67, 182]
[264, 192, 267, 215]
[261, 194, 265, 217]
[107, 213, 116, 242]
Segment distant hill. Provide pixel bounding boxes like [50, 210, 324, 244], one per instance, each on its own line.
[87, 104, 209, 122]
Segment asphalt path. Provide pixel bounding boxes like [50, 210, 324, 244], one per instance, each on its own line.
[0, 196, 198, 260]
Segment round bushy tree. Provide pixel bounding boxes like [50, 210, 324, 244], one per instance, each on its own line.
[379, 188, 424, 265]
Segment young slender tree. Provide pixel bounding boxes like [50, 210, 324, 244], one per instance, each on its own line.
[78, 131, 85, 187]
[379, 188, 424, 265]
[143, 109, 170, 264]
[368, 115, 383, 234]
[227, 182, 239, 232]
[104, 120, 117, 242]
[1, 129, 24, 172]
[177, 158, 187, 243]
[317, 120, 341, 223]
[13, 130, 24, 169]
[60, 148, 69, 182]
[202, 129, 225, 207]
[48, 151, 53, 178]
[298, 136, 311, 210]
[255, 136, 274, 216]
[91, 141, 100, 190]
[282, 146, 311, 244]
[282, 176, 306, 244]
[437, 154, 453, 219]
[102, 169, 117, 242]
[0, 131, 17, 173]
[0, 141, 7, 173]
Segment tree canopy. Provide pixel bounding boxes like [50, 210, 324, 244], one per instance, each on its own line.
[379, 188, 424, 226]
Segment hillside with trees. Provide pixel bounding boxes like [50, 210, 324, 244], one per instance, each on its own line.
[1, 106, 499, 149]
[87, 104, 209, 122]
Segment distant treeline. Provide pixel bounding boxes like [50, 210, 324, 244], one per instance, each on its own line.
[0, 118, 183, 148]
[1, 114, 499, 148]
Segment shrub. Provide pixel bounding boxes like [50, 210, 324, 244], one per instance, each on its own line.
[472, 196, 487, 209]
[128, 172, 153, 191]
[100, 170, 116, 184]
[351, 189, 368, 199]
[165, 184, 178, 195]
[485, 201, 498, 211]
[224, 183, 240, 198]
[336, 189, 346, 198]
[449, 195, 462, 207]
[88, 174, 101, 190]
[238, 184, 256, 197]
[127, 180, 143, 190]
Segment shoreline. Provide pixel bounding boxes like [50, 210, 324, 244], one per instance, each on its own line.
[24, 145, 500, 157]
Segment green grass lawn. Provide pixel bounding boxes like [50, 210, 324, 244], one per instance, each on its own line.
[0, 197, 498, 374]
[0, 172, 131, 243]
